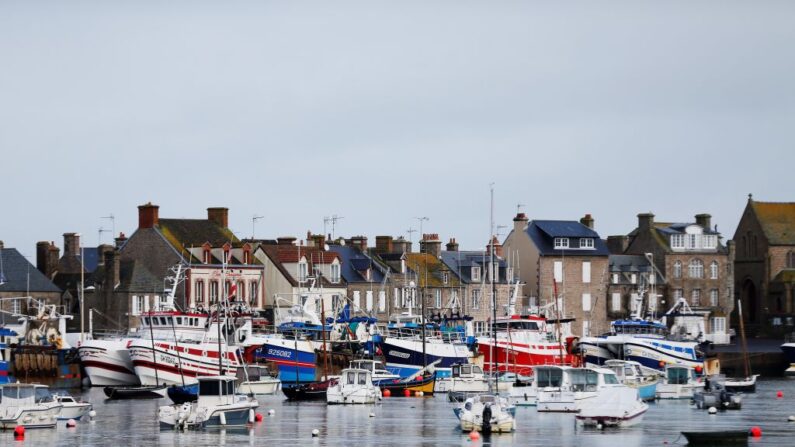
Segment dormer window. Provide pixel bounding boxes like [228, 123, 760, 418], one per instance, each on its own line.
[330, 263, 341, 283]
[442, 272, 449, 285]
[554, 238, 569, 249]
[203, 249, 211, 264]
[298, 260, 308, 282]
[471, 266, 481, 282]
[223, 250, 230, 264]
[243, 250, 250, 264]
[579, 238, 594, 249]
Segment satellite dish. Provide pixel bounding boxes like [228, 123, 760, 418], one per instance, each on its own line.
[324, 243, 330, 251]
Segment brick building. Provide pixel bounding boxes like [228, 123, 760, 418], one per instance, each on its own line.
[502, 213, 610, 337]
[733, 196, 795, 335]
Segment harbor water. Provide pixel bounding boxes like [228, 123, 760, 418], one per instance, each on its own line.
[4, 378, 795, 446]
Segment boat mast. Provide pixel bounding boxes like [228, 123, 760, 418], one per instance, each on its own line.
[168, 265, 186, 387]
[490, 184, 498, 379]
[148, 308, 160, 386]
[737, 299, 751, 378]
[217, 257, 226, 376]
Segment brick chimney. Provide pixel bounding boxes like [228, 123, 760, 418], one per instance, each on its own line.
[312, 233, 326, 248]
[63, 233, 80, 257]
[695, 213, 712, 231]
[36, 241, 59, 277]
[446, 238, 459, 252]
[104, 248, 121, 289]
[637, 213, 655, 232]
[115, 232, 128, 249]
[513, 212, 529, 234]
[607, 235, 629, 254]
[207, 207, 229, 228]
[487, 236, 504, 258]
[277, 236, 297, 246]
[375, 236, 394, 254]
[138, 203, 159, 229]
[393, 237, 411, 253]
[420, 234, 442, 258]
[349, 236, 368, 252]
[580, 214, 595, 229]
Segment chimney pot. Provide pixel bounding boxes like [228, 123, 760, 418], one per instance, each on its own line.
[138, 203, 160, 229]
[695, 213, 712, 230]
[207, 207, 229, 228]
[580, 214, 595, 229]
[63, 233, 80, 257]
[637, 213, 655, 231]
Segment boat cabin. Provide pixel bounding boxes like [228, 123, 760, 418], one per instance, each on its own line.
[535, 366, 618, 391]
[33, 384, 55, 404]
[664, 365, 698, 385]
[0, 383, 38, 407]
[610, 320, 667, 337]
[197, 375, 239, 406]
[452, 363, 485, 378]
[604, 360, 651, 384]
[341, 368, 374, 388]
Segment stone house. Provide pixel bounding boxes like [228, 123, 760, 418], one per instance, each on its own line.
[606, 254, 664, 320]
[502, 213, 610, 337]
[327, 237, 390, 319]
[733, 196, 795, 335]
[0, 240, 62, 317]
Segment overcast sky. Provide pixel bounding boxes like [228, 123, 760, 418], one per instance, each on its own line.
[2, 1, 794, 256]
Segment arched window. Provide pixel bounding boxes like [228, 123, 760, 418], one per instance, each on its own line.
[788, 251, 795, 269]
[689, 259, 704, 278]
[673, 261, 682, 279]
[710, 261, 719, 279]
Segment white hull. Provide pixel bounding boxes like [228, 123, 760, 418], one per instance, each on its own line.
[457, 395, 515, 433]
[0, 406, 62, 429]
[576, 385, 648, 428]
[326, 387, 381, 404]
[238, 379, 281, 395]
[129, 340, 240, 386]
[656, 383, 702, 399]
[57, 402, 92, 420]
[78, 339, 140, 386]
[507, 385, 537, 406]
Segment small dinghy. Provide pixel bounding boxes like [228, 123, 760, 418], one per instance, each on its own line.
[681, 429, 750, 446]
[378, 371, 436, 397]
[454, 394, 515, 433]
[282, 378, 337, 401]
[724, 375, 758, 393]
[167, 384, 199, 404]
[104, 385, 167, 400]
[693, 375, 742, 410]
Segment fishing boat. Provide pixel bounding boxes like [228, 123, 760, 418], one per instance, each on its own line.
[158, 375, 257, 430]
[327, 368, 382, 404]
[446, 363, 489, 403]
[0, 327, 17, 385]
[455, 394, 515, 433]
[681, 430, 750, 446]
[781, 333, 795, 377]
[237, 365, 281, 396]
[51, 392, 92, 420]
[0, 383, 62, 429]
[603, 359, 660, 401]
[282, 377, 338, 401]
[575, 385, 648, 428]
[378, 370, 437, 396]
[656, 364, 703, 399]
[693, 375, 742, 410]
[536, 366, 621, 412]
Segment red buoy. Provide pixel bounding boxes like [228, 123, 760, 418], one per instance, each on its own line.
[255, 413, 263, 422]
[14, 425, 25, 437]
[469, 431, 480, 441]
[403, 389, 411, 397]
[658, 361, 666, 368]
[383, 389, 391, 398]
[694, 365, 703, 374]
[777, 391, 784, 398]
[750, 426, 762, 437]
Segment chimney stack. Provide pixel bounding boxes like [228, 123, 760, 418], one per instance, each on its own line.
[637, 213, 655, 232]
[695, 213, 712, 231]
[348, 236, 368, 252]
[312, 233, 326, 248]
[446, 238, 459, 252]
[115, 232, 128, 249]
[487, 236, 504, 258]
[513, 212, 529, 234]
[392, 237, 411, 254]
[277, 236, 297, 246]
[580, 214, 595, 229]
[207, 207, 229, 228]
[607, 235, 629, 254]
[420, 233, 442, 258]
[138, 203, 159, 229]
[375, 236, 394, 254]
[36, 241, 60, 277]
[63, 233, 80, 257]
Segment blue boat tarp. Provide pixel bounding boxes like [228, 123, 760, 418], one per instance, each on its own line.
[611, 319, 666, 330]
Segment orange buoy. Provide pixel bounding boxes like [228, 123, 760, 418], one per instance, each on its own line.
[255, 413, 263, 422]
[750, 426, 762, 437]
[14, 425, 25, 437]
[383, 389, 391, 398]
[658, 361, 666, 368]
[694, 365, 703, 374]
[403, 389, 411, 397]
[777, 391, 784, 398]
[469, 430, 480, 441]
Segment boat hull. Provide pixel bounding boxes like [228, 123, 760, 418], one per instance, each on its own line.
[0, 406, 61, 429]
[380, 338, 470, 379]
[378, 373, 436, 396]
[129, 340, 240, 386]
[257, 338, 318, 384]
[238, 379, 281, 395]
[477, 339, 577, 375]
[104, 385, 168, 399]
[282, 379, 336, 401]
[57, 402, 93, 420]
[78, 339, 139, 386]
[781, 343, 795, 376]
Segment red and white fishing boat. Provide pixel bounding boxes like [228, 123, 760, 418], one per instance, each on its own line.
[129, 338, 242, 386]
[477, 314, 579, 374]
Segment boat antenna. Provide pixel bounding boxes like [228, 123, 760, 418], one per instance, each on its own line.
[148, 306, 160, 386]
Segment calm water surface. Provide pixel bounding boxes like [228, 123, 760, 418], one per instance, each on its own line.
[4, 379, 795, 446]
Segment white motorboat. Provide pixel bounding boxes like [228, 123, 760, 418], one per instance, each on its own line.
[576, 385, 648, 428]
[536, 366, 620, 412]
[349, 359, 401, 383]
[158, 376, 258, 430]
[455, 394, 515, 433]
[506, 378, 537, 406]
[656, 364, 703, 399]
[237, 365, 281, 396]
[327, 368, 382, 404]
[603, 360, 660, 401]
[0, 383, 62, 429]
[52, 392, 93, 420]
[446, 363, 489, 402]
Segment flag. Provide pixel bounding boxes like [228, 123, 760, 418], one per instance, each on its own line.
[227, 283, 237, 301]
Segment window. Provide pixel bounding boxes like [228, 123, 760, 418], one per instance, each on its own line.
[298, 261, 308, 282]
[788, 251, 795, 269]
[708, 261, 718, 279]
[688, 234, 697, 249]
[224, 281, 232, 301]
[195, 280, 205, 305]
[10, 299, 21, 315]
[710, 289, 719, 307]
[554, 238, 570, 249]
[611, 293, 621, 312]
[579, 238, 594, 249]
[434, 289, 442, 308]
[691, 289, 701, 306]
[612, 273, 619, 284]
[630, 293, 639, 313]
[223, 250, 230, 264]
[689, 259, 704, 278]
[673, 261, 682, 279]
[366, 291, 373, 311]
[671, 234, 685, 249]
[330, 263, 341, 283]
[711, 317, 726, 334]
[243, 250, 250, 264]
[249, 281, 259, 306]
[132, 295, 145, 316]
[471, 266, 481, 282]
[474, 321, 486, 335]
[442, 272, 449, 285]
[378, 291, 386, 312]
[400, 259, 406, 274]
[506, 268, 514, 282]
[203, 249, 211, 264]
[394, 288, 400, 308]
[236, 281, 245, 301]
[353, 291, 361, 310]
[210, 281, 219, 303]
[472, 289, 481, 310]
[582, 262, 591, 284]
[554, 261, 563, 283]
[332, 294, 342, 312]
[630, 274, 637, 284]
[400, 288, 406, 308]
[673, 288, 683, 301]
[158, 294, 170, 309]
[582, 293, 591, 312]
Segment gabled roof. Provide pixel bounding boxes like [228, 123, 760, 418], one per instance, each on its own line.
[157, 218, 239, 252]
[405, 253, 460, 288]
[257, 245, 342, 288]
[328, 245, 385, 283]
[0, 248, 61, 293]
[751, 201, 795, 245]
[526, 221, 610, 256]
[440, 250, 507, 284]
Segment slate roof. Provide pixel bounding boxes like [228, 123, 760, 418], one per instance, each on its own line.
[526, 221, 610, 256]
[157, 218, 239, 250]
[0, 248, 62, 293]
[328, 245, 385, 283]
[119, 259, 163, 292]
[405, 253, 460, 288]
[608, 254, 663, 282]
[751, 201, 795, 246]
[440, 250, 508, 284]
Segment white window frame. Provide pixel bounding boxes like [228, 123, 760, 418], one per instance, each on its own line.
[434, 289, 442, 308]
[711, 317, 726, 334]
[195, 280, 204, 305]
[506, 267, 514, 282]
[582, 261, 591, 284]
[691, 289, 701, 306]
[630, 273, 637, 284]
[472, 289, 481, 310]
[554, 238, 570, 249]
[378, 290, 386, 312]
[365, 290, 373, 311]
[330, 263, 341, 283]
[689, 259, 704, 278]
[612, 273, 619, 284]
[298, 260, 308, 282]
[353, 291, 361, 310]
[249, 281, 259, 307]
[673, 261, 682, 279]
[710, 261, 719, 279]
[471, 266, 481, 282]
[671, 234, 685, 249]
[554, 261, 563, 283]
[394, 288, 400, 308]
[582, 293, 591, 312]
[611, 292, 621, 312]
[710, 289, 719, 307]
[579, 238, 594, 249]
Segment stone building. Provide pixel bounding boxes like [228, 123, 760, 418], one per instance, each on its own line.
[606, 254, 664, 320]
[502, 213, 610, 337]
[0, 240, 62, 317]
[328, 236, 390, 319]
[733, 196, 795, 335]
[617, 212, 734, 342]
